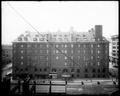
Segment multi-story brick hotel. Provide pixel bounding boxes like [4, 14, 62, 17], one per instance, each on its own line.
[12, 25, 109, 79]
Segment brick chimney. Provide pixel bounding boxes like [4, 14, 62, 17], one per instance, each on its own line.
[95, 25, 102, 41]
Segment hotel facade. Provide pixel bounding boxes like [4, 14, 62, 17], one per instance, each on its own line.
[111, 35, 118, 67]
[12, 25, 109, 79]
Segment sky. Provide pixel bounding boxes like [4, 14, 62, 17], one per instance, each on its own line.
[2, 1, 118, 45]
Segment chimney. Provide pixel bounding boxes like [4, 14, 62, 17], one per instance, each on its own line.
[95, 25, 102, 41]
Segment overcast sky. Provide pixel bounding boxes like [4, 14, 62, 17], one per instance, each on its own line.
[2, 1, 118, 45]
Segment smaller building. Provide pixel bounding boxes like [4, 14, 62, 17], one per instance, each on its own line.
[111, 35, 118, 67]
[2, 45, 12, 68]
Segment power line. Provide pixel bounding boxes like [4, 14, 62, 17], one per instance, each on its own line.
[7, 2, 80, 67]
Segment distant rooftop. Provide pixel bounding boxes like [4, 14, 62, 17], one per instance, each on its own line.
[13, 26, 107, 43]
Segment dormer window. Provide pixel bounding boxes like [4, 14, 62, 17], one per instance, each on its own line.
[18, 37, 22, 41]
[40, 38, 44, 41]
[33, 38, 37, 41]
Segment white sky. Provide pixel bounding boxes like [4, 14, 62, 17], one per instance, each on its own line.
[2, 1, 118, 45]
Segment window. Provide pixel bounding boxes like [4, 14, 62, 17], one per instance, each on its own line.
[91, 50, 93, 54]
[98, 69, 100, 73]
[56, 56, 59, 60]
[21, 50, 23, 53]
[47, 44, 49, 48]
[71, 50, 73, 54]
[98, 75, 100, 78]
[14, 44, 16, 47]
[56, 44, 58, 48]
[40, 38, 44, 41]
[33, 38, 37, 41]
[21, 62, 23, 65]
[65, 62, 67, 66]
[65, 50, 67, 53]
[102, 68, 106, 73]
[97, 62, 100, 66]
[25, 68, 28, 71]
[21, 45, 23, 48]
[71, 74, 74, 78]
[84, 56, 85, 60]
[21, 56, 23, 59]
[98, 44, 100, 47]
[91, 56, 93, 60]
[92, 69, 96, 73]
[34, 68, 37, 71]
[71, 56, 73, 59]
[56, 50, 59, 53]
[52, 68, 56, 72]
[20, 69, 23, 71]
[85, 63, 87, 66]
[24, 37, 28, 41]
[71, 69, 74, 72]
[93, 74, 95, 78]
[77, 74, 79, 77]
[35, 44, 37, 48]
[84, 50, 85, 53]
[77, 69, 80, 73]
[103, 75, 105, 77]
[71, 44, 73, 48]
[44, 68, 47, 71]
[85, 69, 88, 73]
[85, 74, 88, 78]
[65, 44, 67, 48]
[97, 56, 100, 59]
[91, 44, 93, 48]
[39, 68, 42, 72]
[18, 37, 22, 41]
[27, 44, 31, 48]
[65, 56, 67, 60]
[106, 50, 107, 53]
[98, 50, 100, 54]
[63, 69, 68, 72]
[84, 45, 86, 48]
[47, 50, 49, 53]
